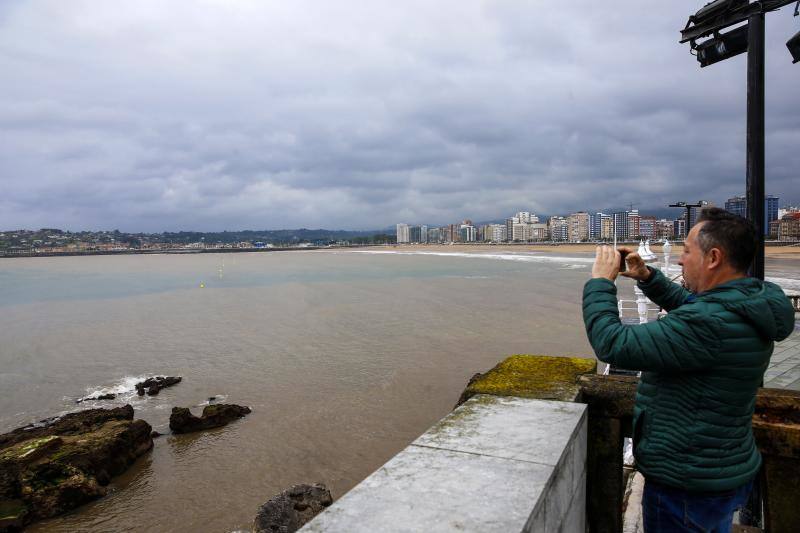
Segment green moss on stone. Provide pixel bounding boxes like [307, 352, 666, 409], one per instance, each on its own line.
[0, 436, 62, 461]
[463, 355, 596, 403]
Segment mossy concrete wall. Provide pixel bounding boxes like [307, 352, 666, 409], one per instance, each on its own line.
[457, 355, 596, 406]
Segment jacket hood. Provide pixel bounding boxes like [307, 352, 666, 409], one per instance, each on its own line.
[703, 278, 796, 342]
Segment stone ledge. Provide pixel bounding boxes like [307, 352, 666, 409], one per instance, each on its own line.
[302, 395, 587, 533]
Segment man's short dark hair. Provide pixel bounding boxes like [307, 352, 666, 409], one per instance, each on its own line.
[695, 207, 756, 273]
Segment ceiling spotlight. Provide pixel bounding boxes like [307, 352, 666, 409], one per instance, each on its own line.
[788, 30, 800, 63]
[696, 24, 749, 67]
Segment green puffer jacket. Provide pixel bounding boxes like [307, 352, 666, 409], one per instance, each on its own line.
[583, 268, 796, 492]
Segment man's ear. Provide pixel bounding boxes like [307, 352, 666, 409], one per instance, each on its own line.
[707, 247, 724, 270]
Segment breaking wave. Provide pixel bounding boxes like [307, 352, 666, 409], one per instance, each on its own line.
[349, 249, 595, 265]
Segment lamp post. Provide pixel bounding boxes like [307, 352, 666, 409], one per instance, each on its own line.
[669, 201, 704, 233]
[680, 0, 798, 280]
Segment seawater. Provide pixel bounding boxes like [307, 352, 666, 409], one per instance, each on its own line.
[0, 249, 795, 532]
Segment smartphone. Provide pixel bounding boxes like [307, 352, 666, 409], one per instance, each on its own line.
[618, 249, 629, 272]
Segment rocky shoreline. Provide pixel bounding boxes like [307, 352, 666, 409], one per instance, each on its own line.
[0, 405, 152, 531]
[0, 368, 502, 532]
[0, 376, 253, 532]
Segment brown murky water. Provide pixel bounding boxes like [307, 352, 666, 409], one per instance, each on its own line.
[0, 250, 795, 531]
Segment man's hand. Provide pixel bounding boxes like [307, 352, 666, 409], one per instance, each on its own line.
[592, 245, 621, 281]
[618, 247, 652, 282]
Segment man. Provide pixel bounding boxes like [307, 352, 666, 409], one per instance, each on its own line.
[582, 208, 795, 532]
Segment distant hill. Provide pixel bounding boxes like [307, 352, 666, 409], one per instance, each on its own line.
[160, 228, 385, 244]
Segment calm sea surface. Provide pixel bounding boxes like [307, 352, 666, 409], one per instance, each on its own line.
[0, 249, 796, 532]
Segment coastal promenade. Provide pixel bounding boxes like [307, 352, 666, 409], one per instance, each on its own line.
[765, 323, 800, 390]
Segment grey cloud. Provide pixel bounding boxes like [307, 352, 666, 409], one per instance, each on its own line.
[0, 0, 798, 232]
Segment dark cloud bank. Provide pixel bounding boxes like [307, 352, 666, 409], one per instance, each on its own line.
[0, 1, 798, 232]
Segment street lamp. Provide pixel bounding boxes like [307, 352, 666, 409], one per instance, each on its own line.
[680, 0, 798, 281]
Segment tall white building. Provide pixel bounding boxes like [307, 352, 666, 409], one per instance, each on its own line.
[460, 224, 477, 242]
[548, 216, 569, 241]
[396, 223, 410, 244]
[514, 211, 539, 224]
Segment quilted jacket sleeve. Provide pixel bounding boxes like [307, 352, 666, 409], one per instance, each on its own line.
[583, 278, 722, 372]
[636, 267, 689, 312]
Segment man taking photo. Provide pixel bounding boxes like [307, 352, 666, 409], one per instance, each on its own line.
[582, 207, 795, 531]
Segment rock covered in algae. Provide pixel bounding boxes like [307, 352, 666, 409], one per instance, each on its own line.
[456, 354, 596, 407]
[0, 405, 153, 532]
[253, 483, 333, 533]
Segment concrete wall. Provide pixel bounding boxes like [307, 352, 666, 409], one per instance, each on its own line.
[301, 394, 587, 532]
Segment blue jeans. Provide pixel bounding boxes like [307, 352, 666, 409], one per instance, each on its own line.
[642, 479, 753, 532]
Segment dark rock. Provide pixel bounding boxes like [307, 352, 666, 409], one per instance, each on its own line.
[169, 404, 251, 434]
[150, 431, 162, 438]
[0, 405, 134, 450]
[253, 483, 333, 533]
[0, 405, 152, 531]
[76, 393, 116, 404]
[208, 396, 217, 402]
[134, 376, 181, 397]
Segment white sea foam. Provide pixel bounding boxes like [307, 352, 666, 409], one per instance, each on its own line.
[349, 249, 596, 265]
[766, 277, 800, 293]
[77, 374, 153, 404]
[349, 250, 800, 290]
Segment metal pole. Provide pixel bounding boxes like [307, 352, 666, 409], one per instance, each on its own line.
[744, 16, 767, 527]
[746, 13, 765, 280]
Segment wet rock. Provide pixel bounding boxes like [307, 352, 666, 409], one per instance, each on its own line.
[0, 406, 135, 450]
[208, 396, 217, 403]
[169, 404, 251, 434]
[76, 393, 116, 404]
[150, 431, 162, 438]
[253, 483, 333, 533]
[0, 405, 152, 531]
[135, 376, 181, 396]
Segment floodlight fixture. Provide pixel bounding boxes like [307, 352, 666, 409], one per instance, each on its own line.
[696, 24, 750, 66]
[678, 0, 796, 283]
[788, 30, 800, 62]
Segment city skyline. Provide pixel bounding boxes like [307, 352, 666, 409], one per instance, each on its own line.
[396, 194, 800, 243]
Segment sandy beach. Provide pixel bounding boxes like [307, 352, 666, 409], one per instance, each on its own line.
[383, 242, 800, 259]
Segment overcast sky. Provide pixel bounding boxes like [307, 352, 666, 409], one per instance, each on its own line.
[1, 1, 798, 232]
